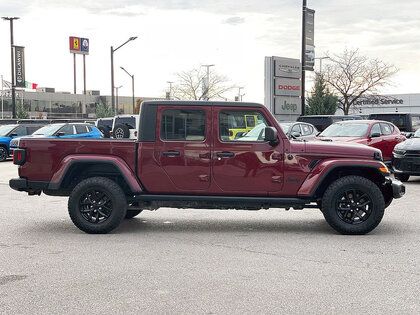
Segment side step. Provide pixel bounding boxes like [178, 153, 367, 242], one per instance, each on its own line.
[133, 194, 313, 210]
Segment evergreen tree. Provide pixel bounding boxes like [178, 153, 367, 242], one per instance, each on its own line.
[95, 102, 114, 118]
[16, 101, 29, 119]
[306, 74, 338, 115]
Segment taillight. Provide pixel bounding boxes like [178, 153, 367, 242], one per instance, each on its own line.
[13, 149, 26, 165]
[110, 131, 113, 138]
[134, 130, 138, 137]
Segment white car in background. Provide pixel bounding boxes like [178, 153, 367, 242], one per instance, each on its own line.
[111, 114, 139, 139]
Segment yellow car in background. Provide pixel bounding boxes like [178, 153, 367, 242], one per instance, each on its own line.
[228, 114, 259, 139]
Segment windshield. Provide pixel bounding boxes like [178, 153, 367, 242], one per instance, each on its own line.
[414, 129, 420, 138]
[279, 123, 291, 133]
[0, 125, 16, 137]
[320, 123, 370, 137]
[33, 124, 63, 136]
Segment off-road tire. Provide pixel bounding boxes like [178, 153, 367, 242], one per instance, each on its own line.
[322, 176, 385, 235]
[125, 210, 143, 219]
[98, 126, 110, 138]
[0, 146, 8, 162]
[68, 177, 127, 234]
[113, 124, 130, 139]
[395, 173, 409, 182]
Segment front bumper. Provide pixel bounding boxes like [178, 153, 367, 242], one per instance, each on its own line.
[385, 176, 405, 199]
[392, 153, 420, 175]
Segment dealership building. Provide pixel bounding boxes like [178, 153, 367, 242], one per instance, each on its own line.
[335, 94, 420, 116]
[0, 88, 160, 119]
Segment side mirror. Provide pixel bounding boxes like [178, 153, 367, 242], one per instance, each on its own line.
[370, 132, 381, 138]
[264, 126, 278, 146]
[405, 133, 413, 138]
[291, 132, 301, 139]
[56, 132, 65, 137]
[10, 133, 18, 137]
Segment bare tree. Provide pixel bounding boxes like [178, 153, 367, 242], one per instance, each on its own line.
[323, 48, 398, 115]
[171, 67, 236, 101]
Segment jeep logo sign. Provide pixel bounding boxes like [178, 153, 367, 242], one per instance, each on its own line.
[275, 77, 301, 97]
[274, 97, 302, 115]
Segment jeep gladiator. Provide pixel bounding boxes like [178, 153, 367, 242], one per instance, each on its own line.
[10, 101, 405, 234]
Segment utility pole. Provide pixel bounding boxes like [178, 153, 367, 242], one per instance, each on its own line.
[111, 36, 137, 114]
[2, 16, 20, 119]
[201, 64, 214, 101]
[115, 85, 122, 114]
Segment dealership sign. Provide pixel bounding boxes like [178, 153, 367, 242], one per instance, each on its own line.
[14, 46, 25, 88]
[275, 77, 301, 97]
[274, 97, 302, 115]
[69, 36, 89, 55]
[274, 57, 301, 79]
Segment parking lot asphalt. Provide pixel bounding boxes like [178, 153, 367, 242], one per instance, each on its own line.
[0, 161, 419, 314]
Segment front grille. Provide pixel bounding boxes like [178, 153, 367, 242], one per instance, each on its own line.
[394, 157, 420, 172]
[405, 150, 420, 157]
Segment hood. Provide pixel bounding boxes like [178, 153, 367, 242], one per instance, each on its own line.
[394, 137, 420, 150]
[313, 136, 367, 144]
[299, 140, 379, 160]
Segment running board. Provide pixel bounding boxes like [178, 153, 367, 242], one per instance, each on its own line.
[133, 194, 312, 209]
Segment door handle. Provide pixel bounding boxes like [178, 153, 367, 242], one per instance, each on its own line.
[216, 152, 235, 158]
[163, 151, 180, 157]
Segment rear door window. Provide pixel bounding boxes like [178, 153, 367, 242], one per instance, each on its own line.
[161, 109, 206, 141]
[380, 123, 393, 135]
[27, 126, 41, 134]
[301, 124, 312, 135]
[59, 125, 75, 136]
[75, 125, 88, 134]
[115, 117, 135, 128]
[370, 123, 382, 136]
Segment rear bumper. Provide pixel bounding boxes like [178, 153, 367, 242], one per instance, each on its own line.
[385, 176, 405, 199]
[9, 178, 48, 195]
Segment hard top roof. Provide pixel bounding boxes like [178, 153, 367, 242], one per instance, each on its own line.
[142, 100, 264, 108]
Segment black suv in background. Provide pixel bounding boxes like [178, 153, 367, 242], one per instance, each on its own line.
[296, 115, 362, 132]
[368, 113, 420, 133]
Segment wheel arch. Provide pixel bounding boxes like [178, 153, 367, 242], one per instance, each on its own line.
[304, 165, 392, 206]
[47, 156, 143, 195]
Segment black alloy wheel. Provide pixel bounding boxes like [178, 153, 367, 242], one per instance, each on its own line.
[68, 177, 127, 234]
[322, 176, 385, 235]
[79, 189, 113, 224]
[0, 146, 8, 162]
[335, 189, 372, 225]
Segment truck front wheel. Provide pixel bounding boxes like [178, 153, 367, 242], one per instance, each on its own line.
[68, 177, 127, 234]
[321, 176, 385, 235]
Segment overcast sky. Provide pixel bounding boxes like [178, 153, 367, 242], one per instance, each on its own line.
[0, 0, 419, 102]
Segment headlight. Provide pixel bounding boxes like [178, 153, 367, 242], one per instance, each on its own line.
[393, 149, 406, 155]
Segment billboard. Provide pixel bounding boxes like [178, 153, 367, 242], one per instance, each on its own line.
[69, 36, 89, 55]
[14, 46, 25, 88]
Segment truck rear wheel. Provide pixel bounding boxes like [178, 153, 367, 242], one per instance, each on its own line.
[68, 177, 127, 234]
[321, 176, 385, 235]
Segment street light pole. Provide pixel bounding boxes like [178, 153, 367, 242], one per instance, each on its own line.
[110, 36, 137, 115]
[2, 16, 19, 119]
[315, 56, 330, 74]
[201, 64, 214, 101]
[301, 0, 307, 116]
[166, 81, 174, 100]
[120, 66, 135, 114]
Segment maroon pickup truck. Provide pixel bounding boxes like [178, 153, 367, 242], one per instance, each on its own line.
[10, 101, 405, 235]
